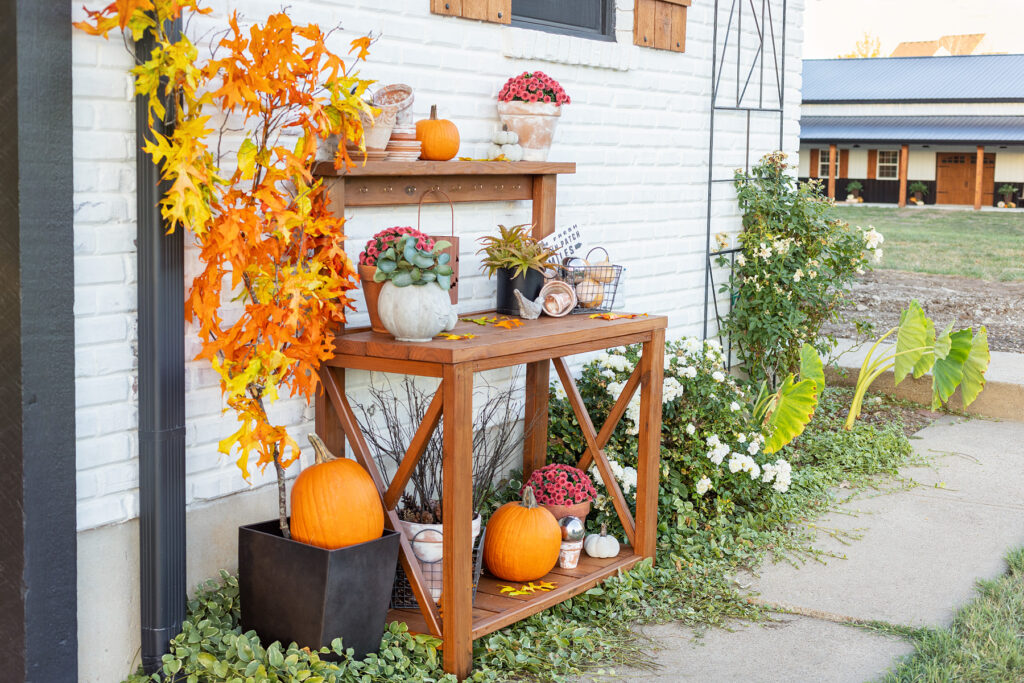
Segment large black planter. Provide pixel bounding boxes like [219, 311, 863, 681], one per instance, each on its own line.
[495, 267, 544, 315]
[239, 520, 400, 659]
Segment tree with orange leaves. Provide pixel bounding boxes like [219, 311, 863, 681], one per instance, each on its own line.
[76, 2, 375, 535]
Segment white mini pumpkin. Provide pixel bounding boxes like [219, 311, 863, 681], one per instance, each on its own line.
[500, 143, 523, 162]
[486, 143, 503, 160]
[492, 124, 519, 145]
[583, 524, 620, 558]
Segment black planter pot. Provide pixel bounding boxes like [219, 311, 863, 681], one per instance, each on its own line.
[495, 267, 544, 315]
[239, 520, 400, 659]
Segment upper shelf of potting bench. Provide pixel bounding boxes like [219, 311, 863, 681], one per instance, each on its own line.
[311, 161, 575, 221]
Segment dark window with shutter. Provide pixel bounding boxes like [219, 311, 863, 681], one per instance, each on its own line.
[511, 0, 616, 41]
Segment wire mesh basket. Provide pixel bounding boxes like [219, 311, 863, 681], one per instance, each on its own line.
[390, 527, 486, 609]
[554, 247, 622, 314]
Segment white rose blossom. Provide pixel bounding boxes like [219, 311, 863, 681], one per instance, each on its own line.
[696, 477, 713, 496]
[686, 423, 696, 435]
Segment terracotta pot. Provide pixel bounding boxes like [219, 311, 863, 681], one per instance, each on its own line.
[497, 101, 561, 161]
[540, 500, 591, 522]
[359, 264, 387, 334]
[558, 540, 583, 569]
[913, 191, 924, 202]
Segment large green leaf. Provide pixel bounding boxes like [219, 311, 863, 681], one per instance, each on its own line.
[762, 376, 819, 454]
[931, 328, 972, 409]
[961, 326, 990, 407]
[893, 301, 934, 384]
[799, 343, 825, 394]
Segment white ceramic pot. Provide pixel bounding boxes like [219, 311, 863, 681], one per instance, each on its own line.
[377, 281, 457, 342]
[497, 101, 561, 161]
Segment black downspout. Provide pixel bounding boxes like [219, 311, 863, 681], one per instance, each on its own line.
[136, 17, 187, 674]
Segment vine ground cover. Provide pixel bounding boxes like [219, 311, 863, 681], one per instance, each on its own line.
[126, 380, 927, 683]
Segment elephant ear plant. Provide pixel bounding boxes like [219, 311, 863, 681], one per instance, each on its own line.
[374, 234, 453, 289]
[845, 300, 990, 429]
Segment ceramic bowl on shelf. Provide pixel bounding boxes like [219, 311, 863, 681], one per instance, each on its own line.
[373, 84, 414, 126]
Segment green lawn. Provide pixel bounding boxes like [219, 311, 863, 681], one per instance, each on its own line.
[874, 547, 1024, 682]
[830, 206, 1024, 282]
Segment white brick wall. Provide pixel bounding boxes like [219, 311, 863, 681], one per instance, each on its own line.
[73, 0, 805, 531]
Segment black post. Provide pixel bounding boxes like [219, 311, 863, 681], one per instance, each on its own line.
[0, 2, 78, 681]
[136, 17, 187, 674]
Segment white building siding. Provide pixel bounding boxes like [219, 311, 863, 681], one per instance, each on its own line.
[908, 150, 937, 181]
[995, 151, 1024, 181]
[847, 148, 868, 178]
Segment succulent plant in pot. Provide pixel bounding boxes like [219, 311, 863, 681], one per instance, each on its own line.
[373, 234, 457, 341]
[477, 224, 557, 315]
[360, 227, 436, 333]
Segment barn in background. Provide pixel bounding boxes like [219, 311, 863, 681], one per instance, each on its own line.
[797, 54, 1024, 208]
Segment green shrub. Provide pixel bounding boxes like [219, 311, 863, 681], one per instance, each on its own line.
[717, 151, 879, 385]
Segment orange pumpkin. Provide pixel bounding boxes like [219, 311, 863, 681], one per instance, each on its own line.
[416, 105, 460, 161]
[290, 434, 384, 549]
[483, 486, 561, 582]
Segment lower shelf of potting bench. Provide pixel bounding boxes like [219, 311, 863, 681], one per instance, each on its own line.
[387, 546, 641, 640]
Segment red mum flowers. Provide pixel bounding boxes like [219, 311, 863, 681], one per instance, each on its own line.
[360, 226, 435, 266]
[522, 464, 595, 505]
[498, 71, 571, 106]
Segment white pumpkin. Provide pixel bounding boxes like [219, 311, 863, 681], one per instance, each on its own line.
[492, 125, 519, 145]
[486, 143, 503, 160]
[583, 524, 620, 559]
[500, 143, 524, 162]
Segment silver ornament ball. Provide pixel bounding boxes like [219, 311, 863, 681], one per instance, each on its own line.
[559, 515, 585, 541]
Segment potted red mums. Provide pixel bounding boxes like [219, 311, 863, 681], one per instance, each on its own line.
[359, 227, 436, 333]
[522, 463, 596, 521]
[496, 71, 571, 161]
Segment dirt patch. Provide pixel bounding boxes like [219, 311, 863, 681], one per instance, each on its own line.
[823, 270, 1024, 354]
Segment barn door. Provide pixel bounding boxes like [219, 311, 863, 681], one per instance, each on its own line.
[936, 153, 995, 205]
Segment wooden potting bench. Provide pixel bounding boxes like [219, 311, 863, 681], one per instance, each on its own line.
[312, 161, 665, 679]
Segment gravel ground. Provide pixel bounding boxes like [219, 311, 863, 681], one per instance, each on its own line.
[822, 270, 1024, 354]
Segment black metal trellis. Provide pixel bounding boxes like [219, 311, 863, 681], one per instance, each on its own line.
[702, 0, 789, 369]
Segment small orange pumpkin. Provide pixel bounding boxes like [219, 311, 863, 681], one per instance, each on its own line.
[416, 105, 460, 161]
[483, 486, 561, 582]
[290, 434, 384, 549]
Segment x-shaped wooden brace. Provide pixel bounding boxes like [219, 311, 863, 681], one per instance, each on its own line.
[320, 367, 444, 636]
[552, 357, 641, 548]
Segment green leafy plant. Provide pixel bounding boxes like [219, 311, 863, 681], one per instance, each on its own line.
[998, 183, 1017, 196]
[845, 180, 863, 193]
[752, 343, 824, 454]
[845, 300, 990, 429]
[476, 224, 557, 279]
[718, 151, 879, 385]
[908, 181, 929, 196]
[373, 234, 453, 289]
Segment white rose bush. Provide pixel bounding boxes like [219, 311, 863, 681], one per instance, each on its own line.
[547, 338, 810, 556]
[716, 151, 882, 385]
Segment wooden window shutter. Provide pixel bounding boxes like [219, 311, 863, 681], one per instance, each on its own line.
[634, 0, 690, 53]
[809, 149, 819, 178]
[866, 149, 877, 179]
[431, 0, 510, 24]
[839, 149, 849, 178]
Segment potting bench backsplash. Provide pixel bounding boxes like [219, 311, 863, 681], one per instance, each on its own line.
[312, 160, 665, 680]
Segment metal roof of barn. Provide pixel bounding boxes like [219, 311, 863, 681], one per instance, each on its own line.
[802, 54, 1024, 103]
[800, 115, 1024, 144]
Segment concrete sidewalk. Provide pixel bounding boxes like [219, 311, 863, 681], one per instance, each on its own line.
[578, 415, 1024, 682]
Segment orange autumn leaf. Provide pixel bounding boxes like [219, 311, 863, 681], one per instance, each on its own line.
[494, 317, 524, 329]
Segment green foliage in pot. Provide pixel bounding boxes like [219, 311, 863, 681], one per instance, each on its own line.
[717, 151, 879, 386]
[998, 184, 1017, 196]
[373, 234, 453, 289]
[908, 181, 929, 196]
[477, 223, 557, 279]
[845, 180, 863, 193]
[845, 300, 990, 429]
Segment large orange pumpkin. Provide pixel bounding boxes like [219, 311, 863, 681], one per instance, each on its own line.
[290, 434, 384, 549]
[483, 486, 561, 582]
[416, 105, 460, 161]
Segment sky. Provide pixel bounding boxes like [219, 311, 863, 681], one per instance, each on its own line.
[803, 0, 1024, 58]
